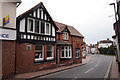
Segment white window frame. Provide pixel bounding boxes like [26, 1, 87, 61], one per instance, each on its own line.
[46, 45, 54, 60]
[28, 18, 35, 33]
[61, 46, 72, 58]
[27, 18, 51, 35]
[45, 22, 50, 35]
[76, 48, 80, 58]
[63, 32, 68, 40]
[35, 45, 44, 61]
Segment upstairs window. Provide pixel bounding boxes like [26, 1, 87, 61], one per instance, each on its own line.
[63, 32, 68, 40]
[46, 23, 50, 34]
[35, 20, 39, 33]
[28, 19, 34, 32]
[35, 45, 44, 61]
[41, 22, 45, 34]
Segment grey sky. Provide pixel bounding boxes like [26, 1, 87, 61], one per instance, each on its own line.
[17, 0, 116, 44]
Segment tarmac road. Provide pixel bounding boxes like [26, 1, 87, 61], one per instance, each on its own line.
[34, 54, 114, 80]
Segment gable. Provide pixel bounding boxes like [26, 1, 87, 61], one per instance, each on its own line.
[17, 2, 58, 30]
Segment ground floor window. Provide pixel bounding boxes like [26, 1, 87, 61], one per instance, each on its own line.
[46, 45, 54, 60]
[76, 48, 80, 58]
[61, 46, 72, 58]
[35, 45, 44, 61]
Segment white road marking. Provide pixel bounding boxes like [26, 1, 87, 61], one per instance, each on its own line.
[72, 77, 78, 80]
[84, 68, 94, 73]
[95, 65, 98, 67]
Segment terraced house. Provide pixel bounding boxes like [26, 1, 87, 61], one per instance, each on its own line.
[1, 1, 84, 78]
[55, 22, 84, 65]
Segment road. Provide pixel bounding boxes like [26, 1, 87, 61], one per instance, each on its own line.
[34, 54, 114, 80]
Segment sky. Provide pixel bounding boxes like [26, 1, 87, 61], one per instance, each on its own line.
[17, 0, 116, 44]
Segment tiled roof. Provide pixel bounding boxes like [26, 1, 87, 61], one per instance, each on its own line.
[55, 21, 84, 38]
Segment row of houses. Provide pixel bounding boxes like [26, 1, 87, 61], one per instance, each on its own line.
[0, 1, 84, 78]
[112, 0, 120, 72]
[89, 38, 113, 54]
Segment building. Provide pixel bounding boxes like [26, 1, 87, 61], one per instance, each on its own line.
[98, 38, 113, 48]
[90, 44, 98, 54]
[55, 22, 84, 65]
[16, 2, 58, 74]
[0, 0, 21, 78]
[112, 0, 120, 72]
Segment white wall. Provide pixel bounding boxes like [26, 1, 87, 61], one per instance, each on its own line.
[52, 25, 55, 36]
[1, 2, 17, 28]
[98, 43, 112, 48]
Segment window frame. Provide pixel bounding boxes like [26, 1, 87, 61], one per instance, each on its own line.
[46, 45, 54, 60]
[63, 32, 68, 40]
[76, 48, 80, 58]
[45, 22, 50, 35]
[61, 46, 72, 58]
[35, 45, 44, 61]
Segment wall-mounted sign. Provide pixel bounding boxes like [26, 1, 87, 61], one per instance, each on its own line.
[0, 28, 16, 40]
[3, 15, 10, 26]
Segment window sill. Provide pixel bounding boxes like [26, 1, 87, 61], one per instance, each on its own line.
[60, 58, 72, 60]
[34, 59, 55, 65]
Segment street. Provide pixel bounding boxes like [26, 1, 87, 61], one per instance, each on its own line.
[33, 54, 114, 80]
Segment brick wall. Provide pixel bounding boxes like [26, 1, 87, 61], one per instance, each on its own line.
[16, 42, 56, 74]
[2, 40, 15, 78]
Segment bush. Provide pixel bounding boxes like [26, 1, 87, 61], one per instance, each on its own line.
[98, 45, 115, 55]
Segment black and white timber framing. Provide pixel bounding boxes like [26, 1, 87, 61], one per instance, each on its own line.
[17, 2, 58, 44]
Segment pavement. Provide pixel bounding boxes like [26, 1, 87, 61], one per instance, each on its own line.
[110, 58, 120, 79]
[9, 55, 91, 80]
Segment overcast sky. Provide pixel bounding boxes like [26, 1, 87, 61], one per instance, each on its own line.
[17, 0, 116, 44]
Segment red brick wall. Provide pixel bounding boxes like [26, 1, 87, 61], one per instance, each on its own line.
[16, 42, 56, 74]
[56, 33, 83, 65]
[2, 40, 15, 78]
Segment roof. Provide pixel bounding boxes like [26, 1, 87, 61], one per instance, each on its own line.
[99, 39, 113, 44]
[17, 2, 58, 30]
[55, 21, 84, 38]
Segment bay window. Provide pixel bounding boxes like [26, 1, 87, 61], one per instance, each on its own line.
[46, 23, 50, 34]
[35, 45, 44, 61]
[46, 45, 54, 60]
[61, 46, 72, 58]
[35, 20, 39, 33]
[41, 22, 45, 34]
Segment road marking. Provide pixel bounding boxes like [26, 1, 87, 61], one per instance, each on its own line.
[72, 77, 78, 80]
[104, 58, 113, 80]
[95, 65, 98, 67]
[84, 68, 93, 73]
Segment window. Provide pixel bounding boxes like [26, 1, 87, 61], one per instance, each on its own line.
[76, 48, 80, 58]
[46, 45, 54, 60]
[63, 32, 68, 40]
[35, 20, 39, 33]
[28, 19, 34, 32]
[41, 22, 45, 34]
[46, 23, 50, 34]
[61, 46, 72, 58]
[35, 45, 44, 61]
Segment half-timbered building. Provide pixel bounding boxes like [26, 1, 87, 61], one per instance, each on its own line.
[16, 2, 58, 74]
[55, 22, 84, 65]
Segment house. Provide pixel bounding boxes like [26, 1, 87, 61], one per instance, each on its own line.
[55, 22, 84, 65]
[98, 38, 113, 48]
[16, 2, 58, 74]
[90, 44, 98, 54]
[0, 0, 21, 78]
[112, 0, 120, 72]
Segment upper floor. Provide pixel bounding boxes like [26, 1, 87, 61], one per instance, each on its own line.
[17, 2, 58, 44]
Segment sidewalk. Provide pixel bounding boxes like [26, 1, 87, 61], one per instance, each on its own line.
[110, 58, 120, 79]
[12, 56, 91, 80]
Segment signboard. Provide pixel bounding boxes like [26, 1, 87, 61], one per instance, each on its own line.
[0, 28, 16, 40]
[3, 15, 10, 26]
